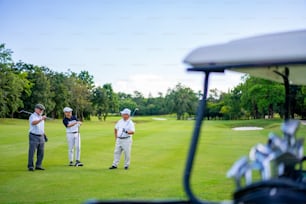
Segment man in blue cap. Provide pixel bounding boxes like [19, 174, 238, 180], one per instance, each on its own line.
[109, 108, 135, 170]
[28, 104, 47, 171]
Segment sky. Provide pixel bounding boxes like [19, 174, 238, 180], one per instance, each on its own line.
[1, 0, 305, 97]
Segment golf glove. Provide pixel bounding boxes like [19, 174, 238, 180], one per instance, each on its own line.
[44, 134, 48, 142]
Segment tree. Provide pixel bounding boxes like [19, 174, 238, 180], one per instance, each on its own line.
[78, 70, 95, 90]
[67, 75, 91, 120]
[92, 83, 118, 121]
[205, 89, 224, 120]
[16, 63, 55, 117]
[290, 85, 306, 119]
[0, 43, 13, 64]
[145, 92, 167, 115]
[166, 83, 198, 120]
[0, 66, 31, 117]
[0, 45, 31, 118]
[92, 86, 108, 120]
[239, 76, 284, 119]
[48, 71, 71, 118]
[118, 98, 137, 114]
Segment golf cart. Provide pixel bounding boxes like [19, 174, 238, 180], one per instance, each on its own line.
[88, 30, 306, 203]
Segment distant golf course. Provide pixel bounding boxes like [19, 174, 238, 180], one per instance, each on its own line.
[0, 117, 305, 204]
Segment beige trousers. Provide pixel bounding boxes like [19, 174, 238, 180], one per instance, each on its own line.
[112, 137, 132, 167]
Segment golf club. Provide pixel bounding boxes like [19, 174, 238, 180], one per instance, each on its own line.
[268, 133, 287, 153]
[249, 144, 273, 180]
[19, 110, 53, 120]
[282, 119, 300, 147]
[131, 108, 139, 118]
[227, 156, 249, 188]
[228, 118, 305, 190]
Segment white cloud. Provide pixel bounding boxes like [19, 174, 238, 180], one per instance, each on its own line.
[113, 71, 244, 97]
[113, 74, 176, 97]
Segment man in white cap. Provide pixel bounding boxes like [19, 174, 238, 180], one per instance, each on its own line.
[62, 107, 83, 166]
[109, 108, 135, 170]
[28, 104, 47, 171]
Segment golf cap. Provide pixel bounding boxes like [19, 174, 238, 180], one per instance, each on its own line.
[35, 104, 45, 110]
[120, 108, 131, 115]
[63, 107, 73, 112]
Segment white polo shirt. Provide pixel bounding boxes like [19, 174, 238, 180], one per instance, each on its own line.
[115, 119, 135, 138]
[29, 112, 44, 135]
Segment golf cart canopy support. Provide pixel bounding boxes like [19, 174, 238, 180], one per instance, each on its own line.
[183, 30, 306, 204]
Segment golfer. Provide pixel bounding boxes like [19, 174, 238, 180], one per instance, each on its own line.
[63, 107, 83, 166]
[109, 108, 135, 170]
[28, 104, 47, 171]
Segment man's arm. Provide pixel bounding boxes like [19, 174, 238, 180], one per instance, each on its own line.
[66, 121, 81, 127]
[31, 116, 47, 125]
[126, 130, 134, 134]
[63, 117, 82, 127]
[126, 122, 135, 134]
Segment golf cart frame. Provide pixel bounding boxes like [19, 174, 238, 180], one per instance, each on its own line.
[89, 30, 306, 204]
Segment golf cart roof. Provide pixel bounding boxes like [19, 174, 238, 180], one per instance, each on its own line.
[184, 30, 306, 85]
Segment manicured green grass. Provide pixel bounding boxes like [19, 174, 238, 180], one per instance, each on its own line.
[0, 117, 305, 203]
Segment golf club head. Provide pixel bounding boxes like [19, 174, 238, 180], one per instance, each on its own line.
[268, 133, 287, 152]
[282, 120, 300, 147]
[227, 156, 249, 178]
[282, 120, 300, 137]
[131, 108, 139, 117]
[227, 156, 249, 188]
[250, 144, 271, 162]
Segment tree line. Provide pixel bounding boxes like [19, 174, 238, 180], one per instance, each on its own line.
[0, 44, 198, 120]
[206, 76, 306, 120]
[1, 43, 306, 120]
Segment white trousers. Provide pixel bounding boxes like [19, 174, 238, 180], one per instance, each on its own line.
[66, 132, 81, 162]
[112, 137, 132, 167]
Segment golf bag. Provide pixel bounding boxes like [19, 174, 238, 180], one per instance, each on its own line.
[228, 120, 306, 204]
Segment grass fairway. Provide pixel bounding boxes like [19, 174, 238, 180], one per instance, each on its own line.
[0, 117, 305, 203]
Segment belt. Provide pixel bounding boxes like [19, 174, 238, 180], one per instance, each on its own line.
[68, 132, 78, 134]
[118, 136, 130, 139]
[30, 132, 43, 137]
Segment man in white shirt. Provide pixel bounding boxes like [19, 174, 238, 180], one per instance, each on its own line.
[28, 104, 47, 171]
[62, 107, 83, 166]
[109, 108, 135, 170]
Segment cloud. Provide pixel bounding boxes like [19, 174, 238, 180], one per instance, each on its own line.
[113, 71, 243, 97]
[113, 74, 175, 97]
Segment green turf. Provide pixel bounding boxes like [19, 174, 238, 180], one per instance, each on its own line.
[0, 117, 305, 203]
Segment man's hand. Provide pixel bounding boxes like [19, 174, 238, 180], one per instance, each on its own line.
[42, 116, 47, 120]
[44, 134, 48, 142]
